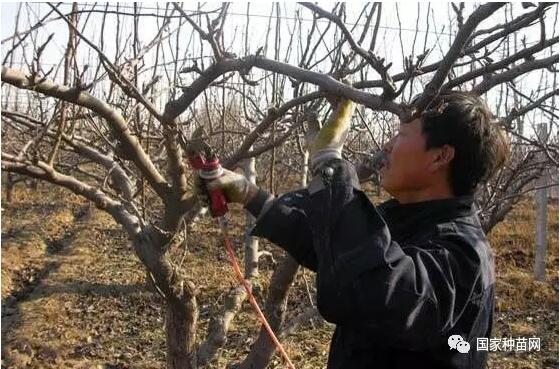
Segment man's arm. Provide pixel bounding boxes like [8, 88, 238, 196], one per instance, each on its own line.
[197, 166, 318, 270]
[307, 159, 484, 349]
[203, 93, 355, 272]
[244, 188, 318, 271]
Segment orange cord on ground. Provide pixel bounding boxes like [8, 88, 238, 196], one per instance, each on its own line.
[218, 217, 296, 369]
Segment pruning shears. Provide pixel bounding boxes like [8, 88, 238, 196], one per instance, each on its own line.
[186, 142, 228, 217]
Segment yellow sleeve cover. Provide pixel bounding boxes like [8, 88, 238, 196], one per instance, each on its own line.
[309, 99, 356, 156]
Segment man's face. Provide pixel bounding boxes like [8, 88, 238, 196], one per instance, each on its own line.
[380, 118, 440, 199]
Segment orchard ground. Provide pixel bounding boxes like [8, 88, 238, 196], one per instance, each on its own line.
[1, 182, 558, 369]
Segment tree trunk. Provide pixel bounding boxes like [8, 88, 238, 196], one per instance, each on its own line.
[243, 156, 260, 278]
[29, 178, 38, 190]
[133, 227, 199, 369]
[166, 296, 198, 369]
[6, 172, 14, 203]
[301, 149, 309, 187]
[482, 198, 516, 234]
[533, 123, 549, 281]
[534, 178, 548, 281]
[197, 285, 246, 366]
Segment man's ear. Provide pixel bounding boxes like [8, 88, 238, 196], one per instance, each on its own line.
[430, 144, 455, 171]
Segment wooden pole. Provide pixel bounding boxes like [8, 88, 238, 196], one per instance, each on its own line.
[533, 123, 548, 281]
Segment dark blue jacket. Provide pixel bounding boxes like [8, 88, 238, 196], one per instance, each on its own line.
[245, 159, 495, 369]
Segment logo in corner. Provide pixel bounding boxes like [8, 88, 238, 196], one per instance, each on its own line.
[448, 335, 471, 353]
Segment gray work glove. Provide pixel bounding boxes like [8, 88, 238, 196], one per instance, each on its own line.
[197, 168, 259, 206]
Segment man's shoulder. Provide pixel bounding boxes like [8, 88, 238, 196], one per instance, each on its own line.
[433, 212, 487, 247]
[431, 214, 495, 285]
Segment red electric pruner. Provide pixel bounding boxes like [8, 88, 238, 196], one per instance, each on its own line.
[186, 143, 228, 217]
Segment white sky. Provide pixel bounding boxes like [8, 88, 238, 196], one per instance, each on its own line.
[1, 2, 558, 137]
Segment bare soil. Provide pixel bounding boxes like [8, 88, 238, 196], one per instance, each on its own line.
[1, 184, 557, 369]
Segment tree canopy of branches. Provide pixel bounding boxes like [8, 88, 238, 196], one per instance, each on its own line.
[1, 3, 558, 369]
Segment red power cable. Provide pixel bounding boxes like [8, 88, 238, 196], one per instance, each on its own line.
[188, 151, 295, 368]
[217, 217, 296, 369]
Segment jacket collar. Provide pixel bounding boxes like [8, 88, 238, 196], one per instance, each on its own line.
[377, 195, 476, 242]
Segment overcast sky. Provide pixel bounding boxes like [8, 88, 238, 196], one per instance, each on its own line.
[5, 2, 553, 69]
[1, 2, 558, 136]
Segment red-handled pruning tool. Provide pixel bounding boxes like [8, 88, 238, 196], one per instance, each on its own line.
[187, 147, 228, 217]
[187, 145, 295, 369]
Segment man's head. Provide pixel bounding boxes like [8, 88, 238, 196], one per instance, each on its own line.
[380, 91, 509, 203]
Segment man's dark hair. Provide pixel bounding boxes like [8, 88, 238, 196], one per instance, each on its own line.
[413, 91, 509, 196]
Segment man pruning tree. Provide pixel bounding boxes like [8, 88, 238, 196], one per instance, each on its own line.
[200, 90, 509, 369]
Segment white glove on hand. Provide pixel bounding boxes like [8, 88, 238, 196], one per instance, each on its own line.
[200, 168, 258, 206]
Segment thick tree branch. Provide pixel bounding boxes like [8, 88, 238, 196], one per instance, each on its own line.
[165, 56, 402, 124]
[237, 255, 299, 369]
[2, 109, 135, 201]
[197, 285, 247, 365]
[472, 54, 558, 94]
[1, 157, 141, 236]
[442, 36, 558, 91]
[300, 2, 397, 98]
[467, 3, 555, 52]
[411, 3, 506, 118]
[251, 57, 403, 113]
[356, 4, 556, 92]
[1, 66, 170, 199]
[503, 89, 559, 126]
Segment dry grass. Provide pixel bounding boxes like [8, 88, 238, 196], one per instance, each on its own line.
[1, 183, 557, 369]
[487, 200, 559, 369]
[2, 185, 166, 368]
